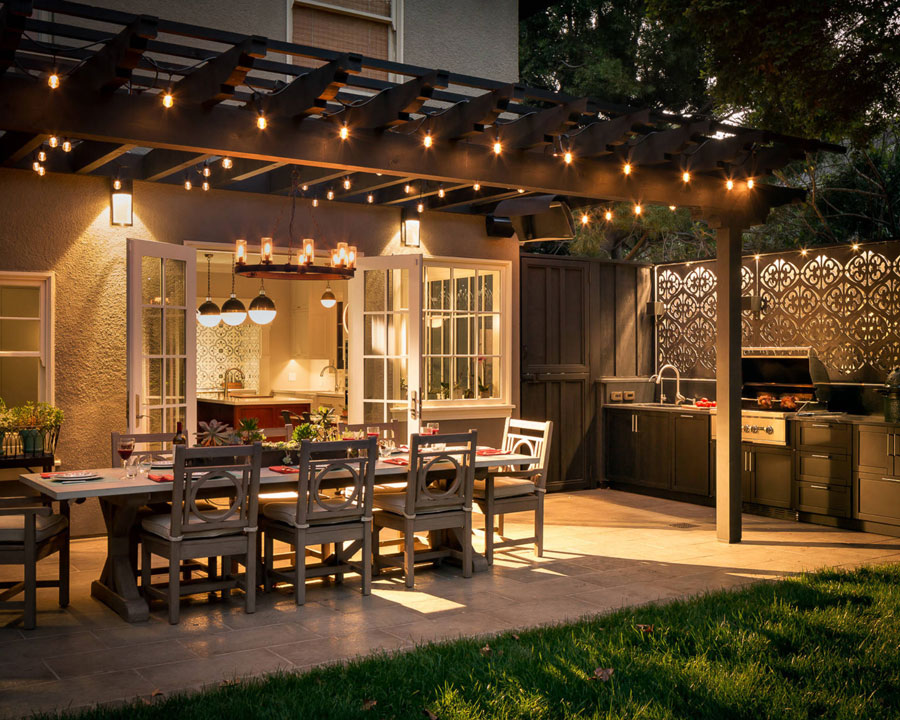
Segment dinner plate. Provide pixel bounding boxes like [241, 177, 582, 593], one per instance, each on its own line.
[54, 471, 99, 480]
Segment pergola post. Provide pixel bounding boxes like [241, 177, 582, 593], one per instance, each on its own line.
[715, 220, 744, 543]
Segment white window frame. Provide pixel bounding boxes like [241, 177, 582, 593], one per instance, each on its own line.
[0, 271, 55, 404]
[421, 257, 512, 418]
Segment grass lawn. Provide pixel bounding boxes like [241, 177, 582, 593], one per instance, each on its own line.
[53, 564, 900, 720]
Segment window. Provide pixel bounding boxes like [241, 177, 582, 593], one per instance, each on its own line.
[423, 260, 507, 406]
[0, 272, 54, 406]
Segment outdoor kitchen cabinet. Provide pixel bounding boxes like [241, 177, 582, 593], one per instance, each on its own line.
[671, 413, 710, 495]
[793, 418, 852, 518]
[603, 408, 670, 489]
[605, 408, 638, 482]
[854, 424, 900, 477]
[742, 443, 792, 508]
[854, 423, 900, 525]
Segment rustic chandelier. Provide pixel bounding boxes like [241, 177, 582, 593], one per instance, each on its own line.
[233, 237, 357, 281]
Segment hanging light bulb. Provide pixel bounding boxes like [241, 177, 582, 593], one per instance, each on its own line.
[61, 138, 72, 153]
[260, 237, 274, 263]
[221, 157, 233, 169]
[221, 260, 247, 326]
[326, 189, 335, 200]
[202, 164, 211, 177]
[492, 139, 502, 155]
[37, 166, 46, 177]
[162, 90, 174, 108]
[249, 280, 277, 325]
[32, 158, 41, 172]
[563, 150, 573, 164]
[746, 179, 755, 189]
[48, 72, 60, 89]
[234, 239, 247, 265]
[184, 177, 192, 190]
[113, 178, 122, 191]
[604, 210, 613, 221]
[301, 184, 309, 192]
[197, 253, 221, 328]
[438, 185, 445, 198]
[404, 184, 412, 194]
[48, 135, 59, 149]
[473, 182, 481, 191]
[367, 194, 374, 203]
[681, 171, 691, 183]
[634, 203, 642, 215]
[320, 282, 337, 309]
[312, 198, 319, 207]
[726, 178, 734, 190]
[423, 133, 433, 148]
[517, 188, 525, 194]
[669, 205, 677, 211]
[623, 162, 632, 175]
[256, 113, 267, 130]
[417, 201, 424, 213]
[202, 181, 210, 191]
[342, 177, 351, 190]
[37, 150, 47, 162]
[339, 124, 349, 140]
[580, 213, 589, 225]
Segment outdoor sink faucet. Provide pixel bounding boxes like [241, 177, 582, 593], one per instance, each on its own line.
[223, 367, 245, 399]
[651, 363, 685, 405]
[320, 363, 340, 392]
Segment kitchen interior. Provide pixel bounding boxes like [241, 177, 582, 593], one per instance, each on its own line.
[195, 250, 347, 429]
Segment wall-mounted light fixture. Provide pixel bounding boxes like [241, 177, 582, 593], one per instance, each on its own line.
[110, 177, 133, 226]
[401, 207, 421, 248]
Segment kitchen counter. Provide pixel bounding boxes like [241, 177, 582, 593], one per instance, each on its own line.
[604, 402, 711, 414]
[795, 413, 899, 427]
[197, 394, 313, 407]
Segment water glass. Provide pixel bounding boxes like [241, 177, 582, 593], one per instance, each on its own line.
[366, 426, 380, 438]
[138, 456, 153, 478]
[379, 430, 396, 458]
[124, 455, 138, 479]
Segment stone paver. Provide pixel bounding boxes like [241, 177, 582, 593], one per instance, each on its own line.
[2, 488, 899, 718]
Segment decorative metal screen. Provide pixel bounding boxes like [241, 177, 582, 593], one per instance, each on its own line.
[656, 242, 900, 383]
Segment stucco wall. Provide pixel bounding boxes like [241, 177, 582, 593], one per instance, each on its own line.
[0, 168, 520, 535]
[402, 0, 519, 82]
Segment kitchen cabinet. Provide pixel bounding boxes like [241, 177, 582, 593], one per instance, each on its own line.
[605, 408, 637, 482]
[672, 413, 710, 495]
[854, 424, 900, 477]
[197, 399, 311, 431]
[742, 443, 792, 508]
[635, 411, 670, 488]
[796, 420, 851, 453]
[854, 423, 900, 525]
[855, 474, 900, 525]
[793, 418, 852, 518]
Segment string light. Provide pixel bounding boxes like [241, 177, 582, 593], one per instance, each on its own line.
[221, 157, 233, 169]
[48, 72, 60, 89]
[184, 177, 192, 190]
[326, 189, 334, 200]
[37, 150, 46, 162]
[746, 179, 755, 189]
[256, 113, 267, 130]
[800, 248, 808, 256]
[32, 159, 41, 172]
[113, 178, 122, 191]
[493, 139, 502, 155]
[851, 243, 860, 251]
[580, 213, 589, 225]
[404, 184, 412, 194]
[417, 201, 425, 213]
[669, 205, 677, 211]
[604, 210, 613, 221]
[367, 194, 374, 203]
[48, 135, 59, 148]
[301, 184, 308, 192]
[754, 254, 761, 260]
[681, 171, 690, 183]
[312, 198, 319, 207]
[61, 139, 72, 153]
[634, 203, 642, 215]
[339, 124, 349, 140]
[563, 150, 573, 164]
[202, 165, 211, 178]
[342, 177, 351, 190]
[517, 188, 525, 194]
[37, 165, 46, 177]
[623, 162, 632, 175]
[473, 182, 481, 191]
[162, 90, 174, 108]
[202, 181, 210, 191]
[726, 179, 734, 190]
[438, 186, 445, 198]
[423, 133, 433, 148]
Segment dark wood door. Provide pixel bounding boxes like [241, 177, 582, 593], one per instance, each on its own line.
[752, 445, 792, 508]
[521, 256, 591, 491]
[605, 409, 636, 482]
[635, 411, 670, 488]
[672, 413, 710, 496]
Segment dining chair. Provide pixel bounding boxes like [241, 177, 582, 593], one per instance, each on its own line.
[140, 442, 262, 624]
[473, 418, 553, 564]
[261, 436, 377, 605]
[337, 421, 403, 439]
[0, 496, 69, 629]
[372, 430, 477, 588]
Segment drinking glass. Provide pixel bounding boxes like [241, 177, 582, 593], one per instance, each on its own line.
[117, 438, 135, 469]
[366, 426, 380, 439]
[379, 429, 396, 458]
[124, 455, 138, 479]
[426, 422, 439, 436]
[138, 456, 153, 477]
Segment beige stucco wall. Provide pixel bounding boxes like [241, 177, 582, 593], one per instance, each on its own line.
[0, 168, 520, 536]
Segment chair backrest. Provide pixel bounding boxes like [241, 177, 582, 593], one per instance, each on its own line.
[168, 443, 262, 540]
[502, 418, 553, 490]
[338, 421, 401, 438]
[403, 430, 477, 516]
[292, 437, 377, 527]
[110, 431, 173, 467]
[260, 424, 293, 441]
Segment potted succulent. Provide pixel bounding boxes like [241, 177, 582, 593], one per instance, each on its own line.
[196, 419, 235, 447]
[237, 417, 266, 444]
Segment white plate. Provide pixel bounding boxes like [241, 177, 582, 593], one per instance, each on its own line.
[54, 471, 99, 480]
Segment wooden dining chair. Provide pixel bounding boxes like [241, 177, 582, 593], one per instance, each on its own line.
[261, 436, 377, 605]
[140, 443, 262, 624]
[473, 418, 553, 564]
[0, 496, 69, 629]
[372, 431, 477, 588]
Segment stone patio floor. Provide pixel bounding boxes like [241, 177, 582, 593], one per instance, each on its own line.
[3, 488, 900, 718]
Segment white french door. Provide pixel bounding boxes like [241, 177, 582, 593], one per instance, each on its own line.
[348, 253, 422, 434]
[126, 239, 197, 436]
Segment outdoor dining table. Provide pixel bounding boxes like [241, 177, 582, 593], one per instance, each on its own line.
[19, 450, 539, 623]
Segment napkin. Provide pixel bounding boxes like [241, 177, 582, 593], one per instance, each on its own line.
[40, 472, 61, 479]
[382, 458, 409, 466]
[269, 465, 300, 474]
[148, 473, 174, 483]
[477, 448, 504, 456]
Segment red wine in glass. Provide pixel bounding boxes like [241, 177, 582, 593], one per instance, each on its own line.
[117, 447, 133, 461]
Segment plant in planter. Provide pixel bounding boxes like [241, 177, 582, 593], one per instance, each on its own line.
[6, 401, 63, 455]
[237, 417, 266, 444]
[196, 419, 235, 447]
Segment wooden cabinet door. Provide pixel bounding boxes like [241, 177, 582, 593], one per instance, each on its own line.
[855, 474, 900, 524]
[672, 413, 710, 495]
[855, 425, 893, 476]
[636, 411, 670, 488]
[605, 409, 636, 482]
[752, 445, 792, 508]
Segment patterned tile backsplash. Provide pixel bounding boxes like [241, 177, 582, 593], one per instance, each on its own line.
[197, 323, 261, 391]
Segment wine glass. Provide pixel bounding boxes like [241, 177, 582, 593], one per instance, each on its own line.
[366, 426, 380, 439]
[426, 422, 439, 436]
[379, 429, 396, 458]
[117, 438, 135, 469]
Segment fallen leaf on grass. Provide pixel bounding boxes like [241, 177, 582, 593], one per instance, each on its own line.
[592, 667, 614, 682]
[511, 634, 520, 641]
[362, 699, 377, 710]
[151, 689, 164, 698]
[480, 644, 492, 656]
[423, 710, 439, 719]
[636, 624, 654, 634]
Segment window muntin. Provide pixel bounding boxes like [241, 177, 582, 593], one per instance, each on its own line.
[0, 274, 53, 407]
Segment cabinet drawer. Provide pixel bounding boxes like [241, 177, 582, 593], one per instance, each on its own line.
[794, 481, 850, 517]
[797, 452, 850, 486]
[855, 474, 900, 525]
[796, 421, 851, 452]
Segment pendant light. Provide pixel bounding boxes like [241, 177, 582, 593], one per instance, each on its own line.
[197, 253, 221, 327]
[320, 281, 337, 309]
[221, 257, 247, 326]
[249, 279, 277, 325]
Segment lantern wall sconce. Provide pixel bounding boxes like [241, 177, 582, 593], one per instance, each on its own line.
[110, 177, 133, 226]
[401, 207, 420, 248]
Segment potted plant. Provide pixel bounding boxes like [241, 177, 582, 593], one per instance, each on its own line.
[237, 417, 266, 444]
[7, 401, 63, 456]
[196, 419, 235, 447]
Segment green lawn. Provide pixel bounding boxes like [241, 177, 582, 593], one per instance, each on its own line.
[55, 564, 900, 720]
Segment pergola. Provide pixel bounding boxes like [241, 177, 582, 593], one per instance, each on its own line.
[0, 0, 843, 542]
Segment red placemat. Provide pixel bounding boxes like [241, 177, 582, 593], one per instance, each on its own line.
[269, 466, 300, 474]
[148, 473, 174, 483]
[382, 458, 409, 466]
[477, 448, 504, 456]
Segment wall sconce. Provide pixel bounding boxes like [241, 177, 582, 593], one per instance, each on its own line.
[110, 177, 133, 226]
[401, 207, 420, 248]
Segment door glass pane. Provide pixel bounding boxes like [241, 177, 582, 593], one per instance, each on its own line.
[364, 270, 386, 311]
[478, 270, 500, 313]
[145, 358, 163, 405]
[165, 357, 186, 403]
[143, 308, 162, 355]
[0, 286, 39, 317]
[363, 402, 384, 423]
[425, 266, 451, 310]
[0, 356, 40, 407]
[148, 407, 163, 434]
[455, 268, 475, 312]
[364, 314, 386, 356]
[0, 319, 40, 352]
[478, 314, 501, 355]
[165, 309, 186, 356]
[391, 269, 409, 312]
[363, 358, 384, 400]
[386, 357, 407, 401]
[142, 257, 162, 305]
[478, 356, 500, 398]
[454, 357, 475, 399]
[426, 357, 451, 399]
[164, 258, 186, 306]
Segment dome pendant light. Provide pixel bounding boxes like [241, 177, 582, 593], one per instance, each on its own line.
[221, 256, 247, 326]
[249, 279, 277, 325]
[320, 281, 337, 309]
[197, 253, 222, 328]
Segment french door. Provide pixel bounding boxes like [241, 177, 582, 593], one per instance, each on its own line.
[348, 254, 422, 434]
[126, 239, 197, 436]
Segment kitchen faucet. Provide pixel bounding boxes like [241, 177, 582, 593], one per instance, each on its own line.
[223, 367, 245, 399]
[320, 363, 340, 392]
[650, 363, 685, 405]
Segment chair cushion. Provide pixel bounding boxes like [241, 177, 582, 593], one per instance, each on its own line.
[473, 477, 536, 499]
[262, 501, 362, 527]
[141, 514, 244, 540]
[0, 513, 67, 544]
[372, 491, 461, 515]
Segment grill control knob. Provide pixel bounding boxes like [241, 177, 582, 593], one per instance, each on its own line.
[765, 426, 774, 435]
[742, 424, 751, 432]
[750, 425, 759, 433]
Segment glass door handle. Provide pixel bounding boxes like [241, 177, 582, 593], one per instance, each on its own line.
[134, 393, 147, 420]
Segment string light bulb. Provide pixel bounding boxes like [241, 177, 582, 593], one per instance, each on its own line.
[326, 189, 334, 200]
[221, 157, 233, 169]
[438, 186, 445, 198]
[48, 135, 59, 149]
[801, 248, 808, 256]
[623, 162, 632, 175]
[48, 72, 60, 89]
[301, 184, 308, 192]
[473, 182, 481, 191]
[202, 165, 211, 177]
[851, 243, 860, 251]
[367, 194, 374, 203]
[404, 184, 412, 194]
[312, 198, 319, 207]
[38, 150, 46, 162]
[184, 178, 192, 191]
[423, 133, 433, 148]
[339, 124, 349, 140]
[517, 188, 525, 194]
[669, 205, 677, 211]
[563, 150, 573, 164]
[604, 210, 613, 221]
[342, 177, 351, 190]
[580, 213, 589, 225]
[113, 178, 122, 191]
[493, 139, 502, 155]
[726, 179, 734, 190]
[417, 201, 425, 213]
[634, 203, 642, 215]
[681, 171, 690, 183]
[256, 113, 267, 130]
[32, 159, 41, 172]
[746, 179, 755, 189]
[162, 90, 174, 108]
[61, 139, 72, 153]
[202, 181, 210, 191]
[37, 166, 46, 177]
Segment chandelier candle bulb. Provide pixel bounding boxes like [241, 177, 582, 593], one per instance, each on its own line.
[347, 246, 357, 267]
[234, 239, 247, 265]
[337, 242, 349, 266]
[260, 237, 274, 263]
[303, 239, 315, 265]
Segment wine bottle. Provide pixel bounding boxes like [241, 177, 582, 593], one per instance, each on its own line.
[172, 421, 187, 446]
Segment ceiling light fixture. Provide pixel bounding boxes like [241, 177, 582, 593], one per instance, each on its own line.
[320, 282, 337, 309]
[197, 253, 221, 328]
[248, 279, 277, 325]
[221, 258, 247, 326]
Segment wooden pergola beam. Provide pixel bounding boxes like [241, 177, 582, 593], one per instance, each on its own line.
[379, 181, 472, 206]
[493, 98, 589, 150]
[686, 131, 766, 172]
[568, 109, 651, 158]
[0, 129, 46, 164]
[335, 173, 409, 200]
[172, 35, 267, 109]
[262, 53, 362, 121]
[66, 15, 157, 93]
[624, 120, 712, 166]
[141, 148, 208, 181]
[265, 165, 346, 194]
[416, 85, 518, 141]
[330, 69, 450, 131]
[0, 0, 32, 76]
[70, 140, 134, 173]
